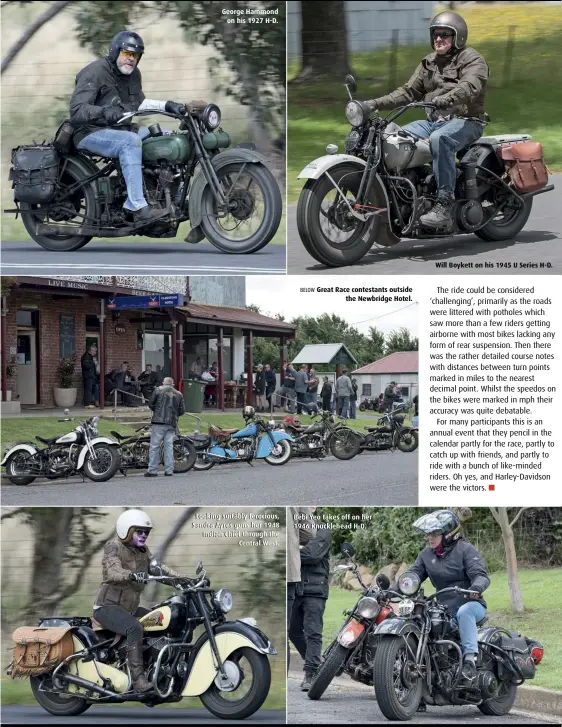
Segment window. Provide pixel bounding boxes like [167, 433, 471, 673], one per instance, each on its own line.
[16, 310, 39, 327]
[398, 386, 409, 397]
[86, 315, 100, 330]
[362, 384, 372, 397]
[144, 331, 172, 377]
[209, 337, 232, 381]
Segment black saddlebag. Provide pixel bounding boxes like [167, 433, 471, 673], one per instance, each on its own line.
[10, 144, 60, 204]
[499, 633, 536, 680]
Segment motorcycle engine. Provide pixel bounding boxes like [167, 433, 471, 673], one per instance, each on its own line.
[146, 635, 173, 663]
[46, 449, 71, 476]
[234, 438, 253, 458]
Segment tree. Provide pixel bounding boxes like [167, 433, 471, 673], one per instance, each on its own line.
[489, 507, 527, 613]
[294, 0, 350, 81]
[365, 326, 386, 363]
[385, 327, 419, 354]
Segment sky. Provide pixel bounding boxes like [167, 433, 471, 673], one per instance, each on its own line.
[245, 276, 419, 337]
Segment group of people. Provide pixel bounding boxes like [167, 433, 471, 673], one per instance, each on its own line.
[189, 357, 219, 407]
[274, 364, 359, 418]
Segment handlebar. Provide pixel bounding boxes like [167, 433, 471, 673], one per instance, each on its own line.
[428, 586, 480, 600]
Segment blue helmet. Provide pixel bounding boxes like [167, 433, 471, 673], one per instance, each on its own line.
[108, 31, 144, 64]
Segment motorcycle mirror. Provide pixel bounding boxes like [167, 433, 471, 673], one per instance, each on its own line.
[375, 573, 390, 590]
[196, 560, 203, 575]
[345, 74, 357, 95]
[340, 542, 355, 558]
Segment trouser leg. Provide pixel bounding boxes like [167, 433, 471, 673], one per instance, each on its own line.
[162, 426, 175, 475]
[456, 601, 487, 656]
[287, 583, 296, 673]
[148, 424, 166, 473]
[288, 596, 307, 661]
[302, 596, 326, 672]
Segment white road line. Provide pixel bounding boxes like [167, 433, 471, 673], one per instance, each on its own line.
[3, 264, 285, 274]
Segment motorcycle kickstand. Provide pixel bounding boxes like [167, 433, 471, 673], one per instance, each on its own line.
[246, 460, 254, 467]
[120, 468, 127, 476]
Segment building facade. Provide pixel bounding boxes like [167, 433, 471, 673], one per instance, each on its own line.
[352, 351, 419, 401]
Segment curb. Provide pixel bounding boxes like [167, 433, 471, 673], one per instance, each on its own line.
[515, 686, 562, 719]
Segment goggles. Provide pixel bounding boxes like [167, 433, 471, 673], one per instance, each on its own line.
[432, 30, 454, 40]
[134, 528, 151, 536]
[119, 50, 141, 59]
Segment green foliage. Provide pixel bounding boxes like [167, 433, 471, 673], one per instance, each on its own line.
[56, 353, 77, 388]
[385, 327, 419, 354]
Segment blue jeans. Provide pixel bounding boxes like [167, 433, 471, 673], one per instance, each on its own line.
[338, 396, 350, 418]
[349, 400, 356, 419]
[76, 126, 170, 211]
[454, 601, 487, 656]
[148, 423, 175, 474]
[402, 118, 484, 194]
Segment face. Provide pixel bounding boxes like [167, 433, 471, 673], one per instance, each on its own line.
[131, 527, 150, 547]
[89, 346, 97, 355]
[265, 365, 270, 371]
[146, 365, 152, 372]
[116, 49, 140, 75]
[427, 532, 443, 548]
[433, 28, 454, 55]
[120, 363, 127, 372]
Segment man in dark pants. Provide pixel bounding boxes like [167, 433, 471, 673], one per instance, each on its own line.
[145, 377, 185, 477]
[287, 507, 314, 673]
[383, 381, 396, 412]
[81, 344, 98, 408]
[289, 522, 332, 691]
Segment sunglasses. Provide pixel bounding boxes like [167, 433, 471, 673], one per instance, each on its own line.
[433, 30, 454, 40]
[134, 528, 151, 536]
[120, 50, 141, 59]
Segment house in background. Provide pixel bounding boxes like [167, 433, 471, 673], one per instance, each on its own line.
[352, 351, 418, 401]
[291, 343, 358, 376]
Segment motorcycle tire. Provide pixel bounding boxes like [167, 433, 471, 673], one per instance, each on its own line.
[264, 439, 292, 466]
[4, 452, 36, 486]
[373, 636, 423, 720]
[308, 644, 349, 701]
[172, 439, 197, 473]
[328, 430, 361, 460]
[193, 453, 215, 471]
[396, 430, 419, 453]
[478, 681, 517, 716]
[83, 444, 120, 482]
[30, 676, 91, 716]
[474, 197, 532, 242]
[359, 402, 366, 411]
[199, 647, 271, 720]
[200, 162, 282, 254]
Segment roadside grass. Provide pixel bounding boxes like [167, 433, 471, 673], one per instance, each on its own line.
[317, 568, 562, 691]
[0, 417, 134, 453]
[287, 6, 562, 203]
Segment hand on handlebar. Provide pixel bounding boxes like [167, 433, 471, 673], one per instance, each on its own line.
[102, 106, 124, 125]
[130, 571, 149, 584]
[165, 100, 187, 117]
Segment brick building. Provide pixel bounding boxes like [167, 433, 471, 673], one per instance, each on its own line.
[1, 276, 295, 410]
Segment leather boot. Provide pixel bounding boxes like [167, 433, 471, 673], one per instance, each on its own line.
[419, 190, 455, 230]
[133, 204, 168, 226]
[185, 225, 206, 244]
[300, 668, 317, 691]
[127, 644, 152, 693]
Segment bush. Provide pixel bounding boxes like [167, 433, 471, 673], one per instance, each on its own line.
[56, 354, 76, 388]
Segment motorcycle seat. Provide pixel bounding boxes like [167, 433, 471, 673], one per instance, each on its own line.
[91, 621, 124, 646]
[209, 425, 238, 438]
[110, 430, 130, 441]
[36, 435, 58, 445]
[364, 426, 379, 432]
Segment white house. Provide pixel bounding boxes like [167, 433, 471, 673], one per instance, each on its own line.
[352, 351, 419, 401]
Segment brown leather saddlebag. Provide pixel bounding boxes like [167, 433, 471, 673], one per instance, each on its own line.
[497, 141, 548, 193]
[10, 626, 75, 678]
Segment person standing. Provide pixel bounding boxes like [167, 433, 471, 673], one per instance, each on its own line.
[254, 364, 266, 412]
[413, 392, 419, 428]
[320, 376, 332, 412]
[383, 381, 396, 412]
[349, 378, 358, 419]
[335, 368, 353, 419]
[307, 368, 319, 413]
[81, 344, 98, 409]
[287, 507, 315, 673]
[265, 363, 276, 412]
[189, 357, 203, 379]
[279, 362, 297, 413]
[294, 364, 309, 415]
[145, 377, 185, 477]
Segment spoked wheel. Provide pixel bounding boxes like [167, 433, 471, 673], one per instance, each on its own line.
[199, 647, 271, 720]
[373, 637, 423, 720]
[4, 451, 37, 485]
[172, 439, 197, 473]
[264, 439, 292, 466]
[30, 675, 91, 717]
[328, 429, 361, 460]
[20, 167, 96, 251]
[396, 429, 419, 453]
[83, 444, 120, 482]
[475, 187, 532, 242]
[200, 162, 282, 253]
[297, 164, 377, 267]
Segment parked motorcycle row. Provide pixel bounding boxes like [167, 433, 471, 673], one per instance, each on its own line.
[1, 405, 417, 485]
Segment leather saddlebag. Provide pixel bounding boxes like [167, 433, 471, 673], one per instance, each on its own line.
[499, 634, 536, 680]
[10, 626, 74, 678]
[9, 144, 60, 204]
[497, 141, 548, 193]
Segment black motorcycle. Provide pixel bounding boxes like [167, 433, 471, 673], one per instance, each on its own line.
[355, 404, 418, 453]
[281, 410, 361, 461]
[359, 397, 382, 413]
[6, 102, 282, 254]
[12, 560, 276, 720]
[308, 543, 395, 700]
[372, 569, 544, 720]
[1, 414, 120, 486]
[296, 74, 554, 267]
[111, 424, 197, 475]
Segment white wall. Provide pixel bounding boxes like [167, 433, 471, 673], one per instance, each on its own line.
[233, 329, 245, 381]
[355, 372, 419, 400]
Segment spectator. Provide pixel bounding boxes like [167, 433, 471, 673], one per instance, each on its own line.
[154, 365, 165, 385]
[254, 364, 266, 412]
[383, 381, 396, 412]
[279, 362, 297, 414]
[265, 363, 277, 412]
[287, 507, 315, 674]
[413, 393, 419, 428]
[378, 392, 385, 412]
[113, 362, 137, 407]
[145, 376, 185, 477]
[81, 344, 98, 409]
[335, 368, 353, 419]
[138, 363, 157, 401]
[294, 364, 309, 415]
[320, 376, 332, 412]
[307, 368, 319, 413]
[189, 357, 203, 378]
[201, 367, 216, 407]
[350, 377, 358, 419]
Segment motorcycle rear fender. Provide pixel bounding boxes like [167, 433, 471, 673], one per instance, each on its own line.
[66, 634, 129, 696]
[76, 437, 118, 470]
[1, 443, 38, 465]
[208, 445, 237, 460]
[188, 148, 269, 229]
[458, 143, 503, 197]
[374, 618, 422, 638]
[256, 430, 293, 458]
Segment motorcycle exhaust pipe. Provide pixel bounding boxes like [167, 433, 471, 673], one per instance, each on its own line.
[521, 183, 555, 198]
[37, 223, 137, 237]
[59, 672, 122, 699]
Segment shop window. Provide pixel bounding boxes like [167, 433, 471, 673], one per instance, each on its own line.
[16, 309, 39, 327]
[209, 337, 232, 381]
[398, 386, 409, 397]
[362, 384, 371, 397]
[86, 315, 100, 330]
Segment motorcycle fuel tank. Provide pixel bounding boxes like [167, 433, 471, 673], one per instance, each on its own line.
[383, 134, 432, 172]
[56, 431, 79, 444]
[138, 604, 173, 632]
[142, 132, 191, 164]
[232, 423, 257, 438]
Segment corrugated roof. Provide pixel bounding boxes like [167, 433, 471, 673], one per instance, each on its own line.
[177, 303, 296, 333]
[352, 351, 418, 375]
[292, 343, 358, 365]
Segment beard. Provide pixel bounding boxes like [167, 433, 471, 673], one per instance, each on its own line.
[117, 59, 136, 75]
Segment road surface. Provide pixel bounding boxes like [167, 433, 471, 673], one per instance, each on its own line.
[0, 240, 286, 276]
[287, 174, 561, 275]
[1, 450, 418, 507]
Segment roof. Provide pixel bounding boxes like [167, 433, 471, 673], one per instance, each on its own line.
[292, 343, 358, 365]
[177, 303, 296, 335]
[352, 351, 418, 375]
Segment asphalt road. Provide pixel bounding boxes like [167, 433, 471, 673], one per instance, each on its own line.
[1, 450, 418, 507]
[287, 174, 561, 275]
[0, 240, 286, 276]
[1, 706, 285, 724]
[287, 667, 557, 725]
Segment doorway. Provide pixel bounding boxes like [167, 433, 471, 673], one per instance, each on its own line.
[16, 331, 37, 405]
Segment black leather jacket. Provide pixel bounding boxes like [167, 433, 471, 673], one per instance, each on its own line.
[149, 385, 185, 427]
[297, 528, 332, 599]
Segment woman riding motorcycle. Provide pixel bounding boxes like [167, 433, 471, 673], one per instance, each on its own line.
[93, 509, 180, 693]
[408, 510, 490, 695]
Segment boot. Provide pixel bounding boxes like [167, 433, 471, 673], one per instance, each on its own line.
[300, 668, 316, 691]
[461, 655, 477, 685]
[185, 226, 206, 244]
[417, 699, 427, 713]
[133, 204, 168, 226]
[127, 644, 152, 693]
[419, 190, 455, 230]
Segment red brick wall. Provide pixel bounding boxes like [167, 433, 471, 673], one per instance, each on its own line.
[5, 291, 142, 406]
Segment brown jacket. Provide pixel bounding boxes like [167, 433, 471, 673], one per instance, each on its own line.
[372, 47, 488, 121]
[94, 538, 179, 614]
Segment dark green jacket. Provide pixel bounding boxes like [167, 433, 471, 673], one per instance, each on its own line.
[373, 47, 488, 121]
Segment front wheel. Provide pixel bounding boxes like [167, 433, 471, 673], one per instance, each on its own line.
[308, 643, 349, 701]
[200, 162, 282, 253]
[199, 647, 271, 720]
[30, 676, 91, 717]
[328, 429, 361, 460]
[373, 636, 423, 721]
[83, 444, 120, 481]
[359, 402, 366, 411]
[264, 439, 292, 466]
[478, 681, 517, 716]
[172, 439, 197, 473]
[4, 451, 37, 485]
[396, 429, 419, 453]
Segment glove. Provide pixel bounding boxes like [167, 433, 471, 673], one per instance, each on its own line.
[102, 106, 124, 125]
[129, 571, 148, 584]
[187, 99, 208, 113]
[433, 95, 454, 110]
[165, 100, 187, 116]
[365, 99, 380, 111]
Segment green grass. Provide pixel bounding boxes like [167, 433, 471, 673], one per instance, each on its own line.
[319, 568, 562, 691]
[0, 417, 134, 453]
[287, 6, 562, 203]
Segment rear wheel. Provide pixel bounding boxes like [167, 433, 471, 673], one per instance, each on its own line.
[328, 429, 361, 460]
[478, 681, 517, 716]
[4, 451, 36, 485]
[172, 439, 197, 473]
[308, 643, 349, 700]
[474, 190, 532, 242]
[30, 675, 91, 717]
[194, 453, 216, 471]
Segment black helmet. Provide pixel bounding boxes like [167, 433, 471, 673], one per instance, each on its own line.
[109, 31, 144, 64]
[412, 509, 461, 546]
[429, 11, 468, 51]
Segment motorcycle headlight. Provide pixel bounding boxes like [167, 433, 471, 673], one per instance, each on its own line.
[356, 596, 380, 620]
[213, 588, 233, 613]
[398, 571, 421, 596]
[345, 100, 369, 128]
[398, 599, 415, 618]
[202, 103, 221, 130]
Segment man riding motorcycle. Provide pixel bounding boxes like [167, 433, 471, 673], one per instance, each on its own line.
[93, 509, 180, 693]
[70, 30, 205, 242]
[367, 12, 489, 231]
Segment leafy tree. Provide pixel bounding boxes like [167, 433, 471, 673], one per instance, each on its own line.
[384, 327, 419, 354]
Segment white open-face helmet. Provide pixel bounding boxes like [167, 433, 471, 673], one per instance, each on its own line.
[116, 509, 153, 542]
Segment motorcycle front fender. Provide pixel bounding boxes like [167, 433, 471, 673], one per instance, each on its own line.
[297, 154, 366, 180]
[1, 443, 38, 465]
[256, 431, 293, 458]
[76, 437, 118, 470]
[374, 618, 422, 639]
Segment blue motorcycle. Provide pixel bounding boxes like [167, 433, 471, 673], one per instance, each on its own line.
[192, 413, 293, 471]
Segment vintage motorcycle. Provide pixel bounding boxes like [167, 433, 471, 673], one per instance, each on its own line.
[6, 102, 282, 254]
[354, 404, 418, 454]
[280, 410, 361, 461]
[1, 414, 120, 486]
[193, 413, 293, 471]
[358, 397, 383, 413]
[111, 424, 197, 475]
[308, 543, 395, 700]
[372, 569, 544, 720]
[8, 560, 276, 720]
[296, 74, 554, 267]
